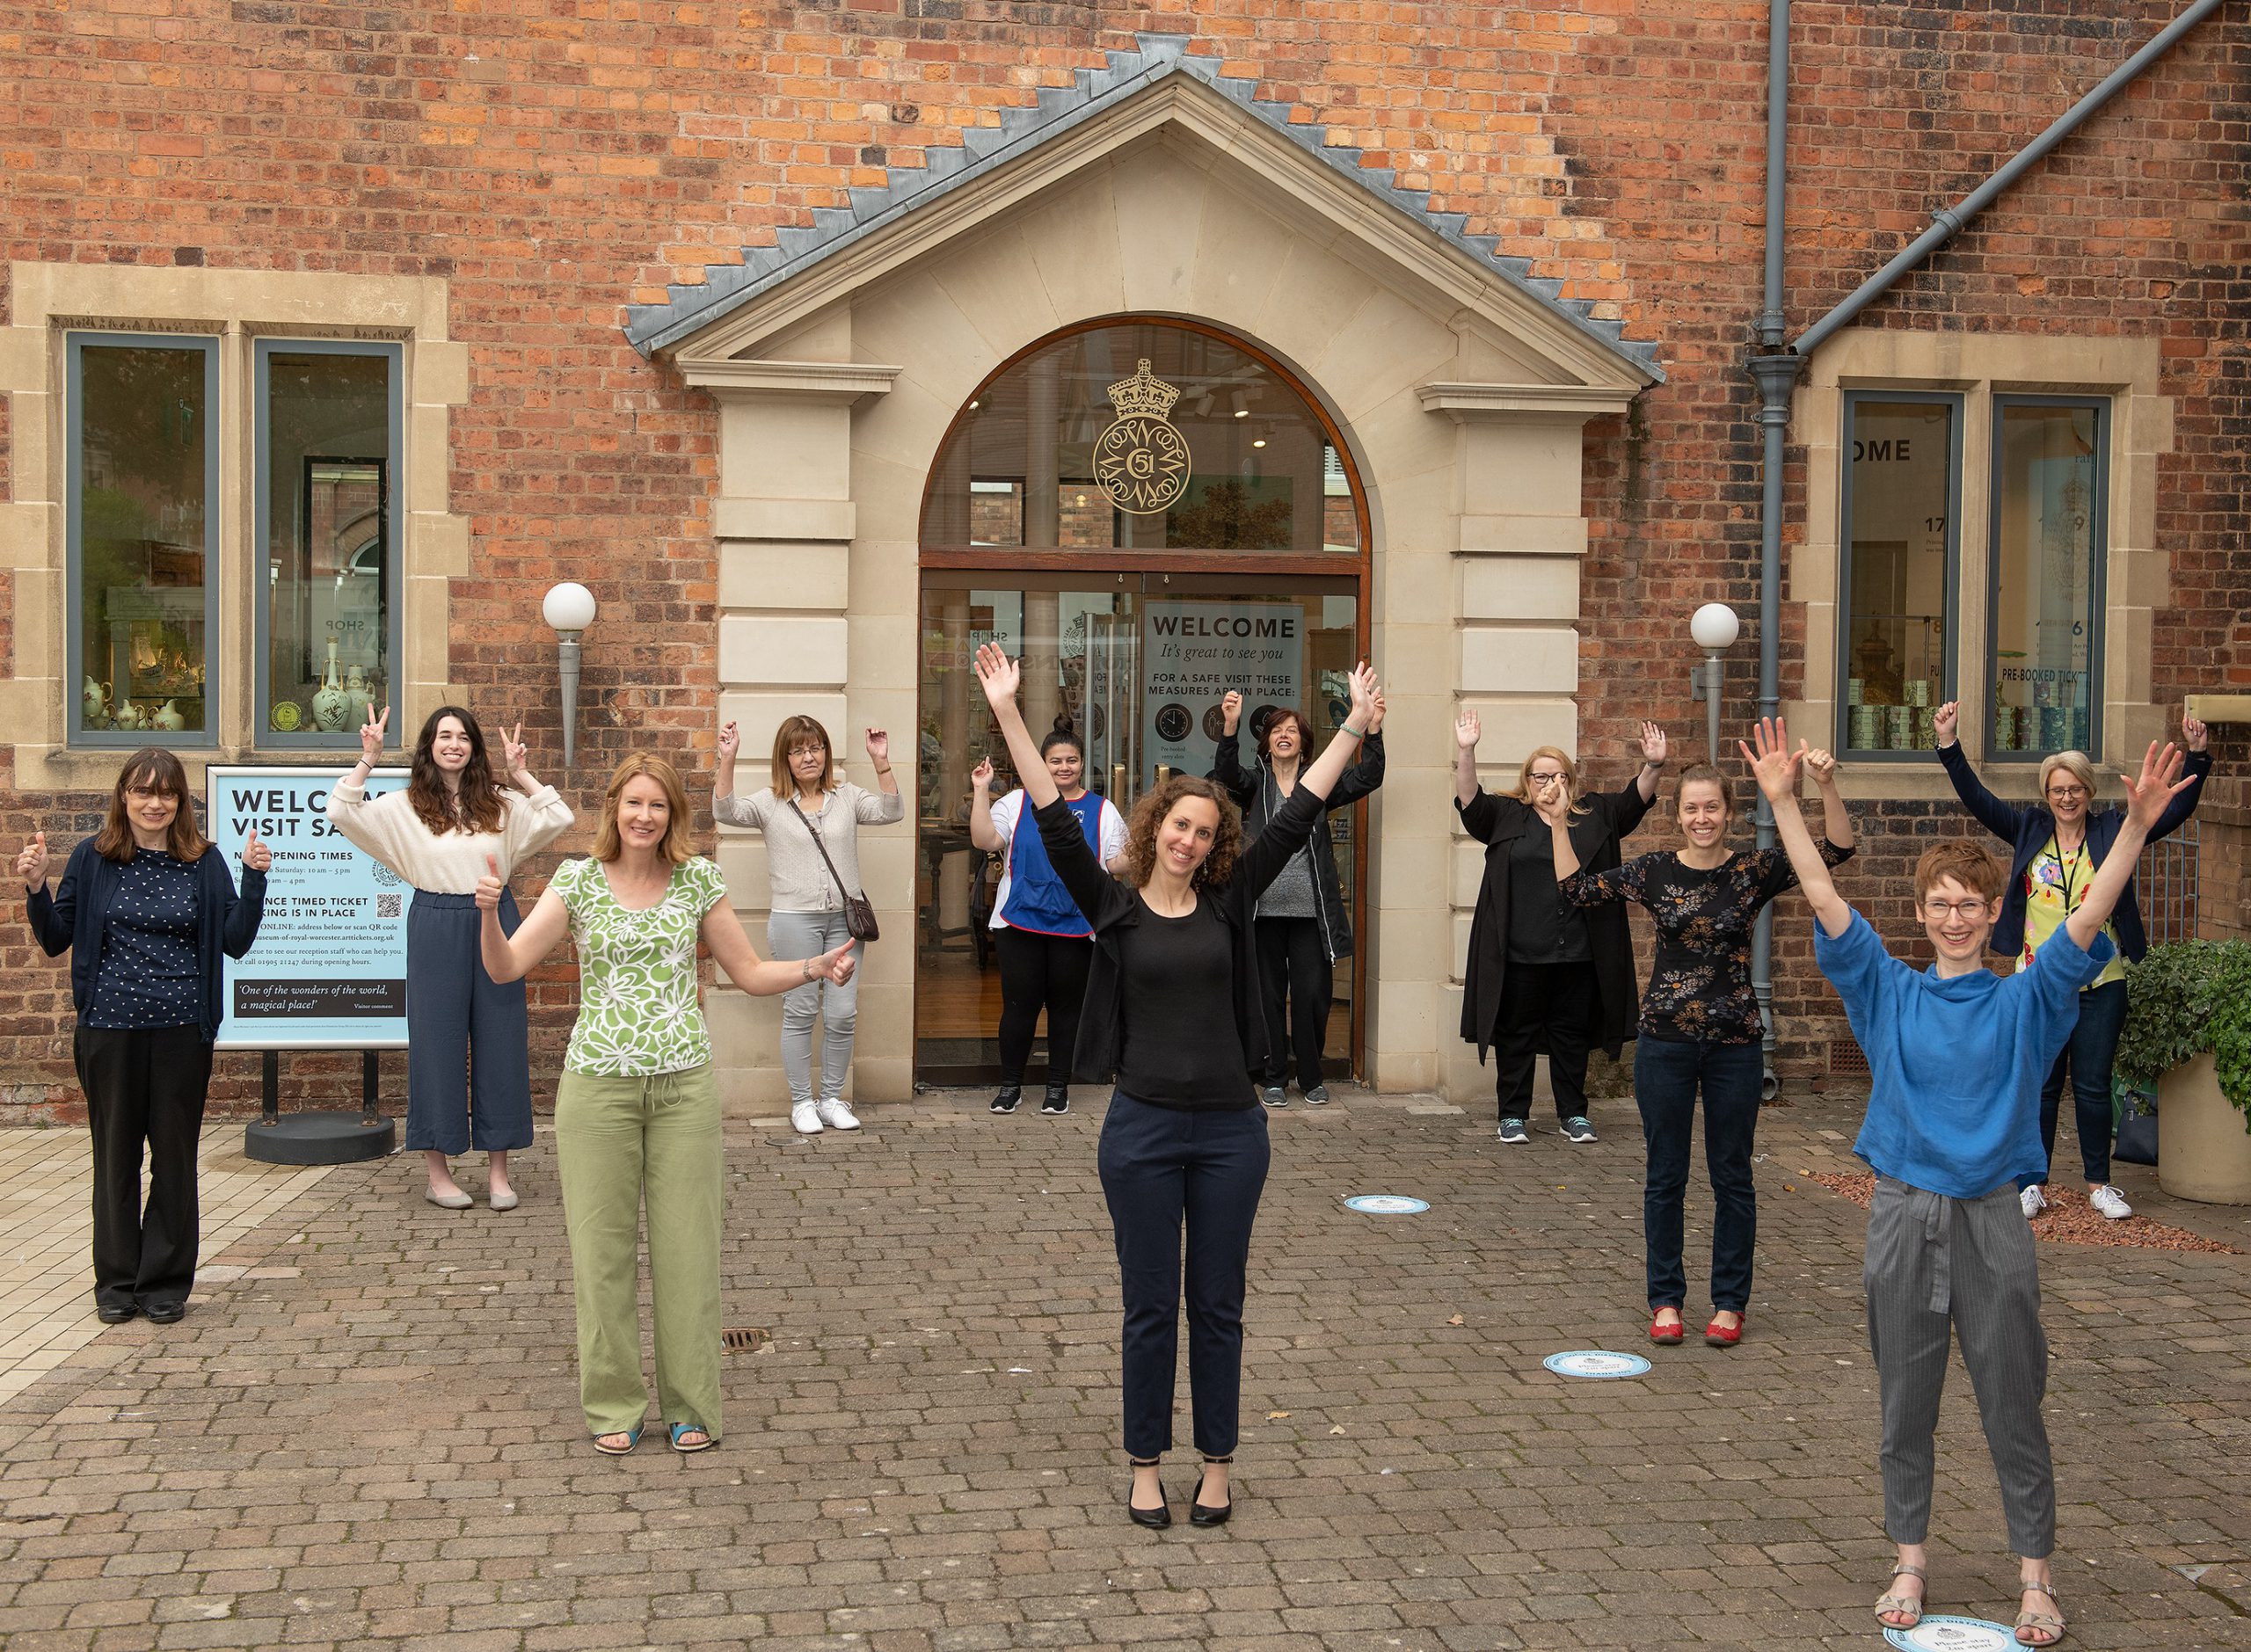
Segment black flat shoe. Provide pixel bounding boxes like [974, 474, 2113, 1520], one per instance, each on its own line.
[142, 1302, 186, 1325]
[1126, 1456, 1170, 1528]
[1189, 1454, 1233, 1527]
[990, 1085, 1023, 1115]
[96, 1303, 138, 1324]
[1039, 1083, 1070, 1115]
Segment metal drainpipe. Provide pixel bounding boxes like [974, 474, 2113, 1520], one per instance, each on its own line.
[1745, 0, 1799, 1098]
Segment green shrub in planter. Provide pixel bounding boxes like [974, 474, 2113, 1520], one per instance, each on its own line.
[2116, 939, 2251, 1129]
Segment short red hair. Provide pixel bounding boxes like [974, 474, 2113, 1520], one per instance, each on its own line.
[1913, 841, 2006, 904]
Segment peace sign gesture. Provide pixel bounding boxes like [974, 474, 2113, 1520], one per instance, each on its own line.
[500, 719, 535, 788]
[359, 704, 390, 766]
[17, 830, 48, 892]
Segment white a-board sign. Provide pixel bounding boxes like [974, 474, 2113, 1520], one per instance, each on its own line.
[207, 766, 411, 1050]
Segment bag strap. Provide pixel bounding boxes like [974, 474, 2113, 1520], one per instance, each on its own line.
[787, 797, 857, 902]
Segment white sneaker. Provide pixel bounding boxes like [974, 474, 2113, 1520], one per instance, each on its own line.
[2088, 1184, 2133, 1220]
[816, 1097, 861, 1132]
[2019, 1183, 2047, 1219]
[790, 1101, 823, 1135]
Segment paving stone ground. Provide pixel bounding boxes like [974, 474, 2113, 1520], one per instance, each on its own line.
[2, 1086, 2247, 1650]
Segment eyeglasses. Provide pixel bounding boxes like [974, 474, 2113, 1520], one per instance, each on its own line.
[1920, 900, 1993, 920]
[125, 786, 178, 802]
[2045, 785, 2088, 801]
[788, 746, 826, 760]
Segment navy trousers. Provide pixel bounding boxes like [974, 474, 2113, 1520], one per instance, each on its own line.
[2034, 978, 2128, 1186]
[404, 890, 534, 1154]
[1634, 1034, 1764, 1314]
[1096, 1091, 1271, 1459]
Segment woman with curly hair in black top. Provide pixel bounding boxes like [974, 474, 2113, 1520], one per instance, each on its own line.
[1552, 753, 1854, 1349]
[975, 639, 1380, 1532]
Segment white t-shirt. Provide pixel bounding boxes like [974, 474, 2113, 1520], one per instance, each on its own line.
[987, 790, 1128, 931]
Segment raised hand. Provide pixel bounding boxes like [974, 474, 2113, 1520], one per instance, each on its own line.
[973, 641, 1022, 711]
[1366, 688, 1388, 735]
[17, 830, 47, 891]
[2183, 714, 2209, 753]
[1737, 716, 1806, 804]
[243, 828, 272, 874]
[1933, 701, 1958, 746]
[820, 941, 857, 985]
[970, 756, 994, 791]
[1455, 708, 1481, 751]
[1638, 721, 1668, 766]
[1803, 746, 1839, 789]
[1345, 660, 1379, 725]
[717, 720, 740, 762]
[1220, 689, 1242, 737]
[2120, 742, 2195, 832]
[501, 720, 529, 776]
[865, 726, 890, 763]
[475, 852, 505, 913]
[359, 704, 390, 765]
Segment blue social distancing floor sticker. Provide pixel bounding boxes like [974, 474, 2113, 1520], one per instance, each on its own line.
[1541, 1350, 1652, 1379]
[1343, 1195, 1429, 1214]
[1883, 1617, 2021, 1651]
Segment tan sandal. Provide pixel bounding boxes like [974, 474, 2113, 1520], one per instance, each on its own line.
[2015, 1580, 2066, 1647]
[1873, 1563, 1927, 1629]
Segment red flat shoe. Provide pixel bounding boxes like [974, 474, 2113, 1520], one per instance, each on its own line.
[1704, 1314, 1744, 1348]
[1650, 1311, 1686, 1345]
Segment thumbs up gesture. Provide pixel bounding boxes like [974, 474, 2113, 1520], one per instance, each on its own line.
[475, 853, 505, 913]
[820, 942, 857, 985]
[243, 828, 273, 873]
[17, 830, 47, 891]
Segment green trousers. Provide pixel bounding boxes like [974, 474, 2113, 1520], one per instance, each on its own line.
[554, 1064, 724, 1440]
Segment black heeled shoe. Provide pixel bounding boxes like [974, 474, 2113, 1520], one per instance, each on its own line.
[1126, 1456, 1170, 1528]
[1189, 1454, 1233, 1527]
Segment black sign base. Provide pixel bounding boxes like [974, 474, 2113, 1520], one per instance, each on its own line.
[245, 1110, 397, 1165]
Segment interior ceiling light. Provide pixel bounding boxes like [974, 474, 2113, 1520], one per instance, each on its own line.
[1252, 437, 1267, 448]
[1231, 390, 1249, 418]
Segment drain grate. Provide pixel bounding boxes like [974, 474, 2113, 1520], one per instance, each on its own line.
[721, 1326, 770, 1354]
[1827, 1038, 1869, 1079]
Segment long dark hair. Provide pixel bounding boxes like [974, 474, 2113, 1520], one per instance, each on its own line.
[407, 705, 506, 836]
[95, 747, 210, 862]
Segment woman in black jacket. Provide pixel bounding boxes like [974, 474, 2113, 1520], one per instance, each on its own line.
[1453, 710, 1666, 1143]
[19, 748, 269, 1324]
[1209, 688, 1387, 1108]
[975, 640, 1380, 1532]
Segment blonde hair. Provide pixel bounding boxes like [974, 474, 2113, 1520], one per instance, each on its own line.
[2037, 749, 2098, 803]
[769, 715, 838, 797]
[1512, 746, 1590, 816]
[593, 753, 694, 864]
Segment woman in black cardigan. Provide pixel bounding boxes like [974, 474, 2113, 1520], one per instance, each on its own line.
[20, 748, 268, 1324]
[975, 640, 1380, 1532]
[1453, 710, 1665, 1143]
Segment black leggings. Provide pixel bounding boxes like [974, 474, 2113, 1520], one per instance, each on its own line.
[1254, 915, 1332, 1089]
[995, 925, 1095, 1084]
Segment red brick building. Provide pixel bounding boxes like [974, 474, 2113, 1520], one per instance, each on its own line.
[2, 3, 2244, 1118]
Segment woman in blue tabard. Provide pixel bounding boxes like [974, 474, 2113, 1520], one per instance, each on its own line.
[968, 717, 1129, 1117]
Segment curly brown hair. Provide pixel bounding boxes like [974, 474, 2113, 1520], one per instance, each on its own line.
[1121, 775, 1242, 888]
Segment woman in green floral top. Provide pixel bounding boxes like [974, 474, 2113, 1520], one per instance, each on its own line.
[478, 753, 855, 1456]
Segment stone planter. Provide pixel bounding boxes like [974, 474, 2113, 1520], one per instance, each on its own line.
[2157, 1052, 2251, 1205]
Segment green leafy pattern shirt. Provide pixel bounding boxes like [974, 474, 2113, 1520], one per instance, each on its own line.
[550, 855, 729, 1076]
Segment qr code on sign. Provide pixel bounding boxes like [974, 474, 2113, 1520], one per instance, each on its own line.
[376, 893, 403, 919]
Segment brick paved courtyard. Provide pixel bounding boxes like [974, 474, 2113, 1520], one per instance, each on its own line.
[2, 1088, 2247, 1650]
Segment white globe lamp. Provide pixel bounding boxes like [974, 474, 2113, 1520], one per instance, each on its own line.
[543, 582, 598, 768]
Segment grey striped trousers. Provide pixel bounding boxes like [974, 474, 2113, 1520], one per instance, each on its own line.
[1864, 1177, 2055, 1558]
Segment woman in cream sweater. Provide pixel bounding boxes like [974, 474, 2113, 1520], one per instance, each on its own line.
[327, 705, 573, 1208]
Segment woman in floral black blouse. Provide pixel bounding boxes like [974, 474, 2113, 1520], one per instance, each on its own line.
[1551, 751, 1854, 1348]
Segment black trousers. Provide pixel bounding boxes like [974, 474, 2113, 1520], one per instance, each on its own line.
[1490, 958, 1598, 1123]
[994, 925, 1095, 1085]
[1254, 915, 1331, 1088]
[73, 1024, 213, 1314]
[1097, 1091, 1271, 1459]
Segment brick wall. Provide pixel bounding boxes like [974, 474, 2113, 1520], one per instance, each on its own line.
[2, 1, 2245, 1112]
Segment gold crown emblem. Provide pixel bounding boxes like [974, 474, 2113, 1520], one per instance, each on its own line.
[1106, 359, 1181, 420]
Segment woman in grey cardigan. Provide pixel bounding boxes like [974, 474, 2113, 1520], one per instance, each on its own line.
[715, 715, 903, 1133]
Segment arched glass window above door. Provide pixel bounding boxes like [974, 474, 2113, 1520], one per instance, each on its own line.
[921, 320, 1362, 558]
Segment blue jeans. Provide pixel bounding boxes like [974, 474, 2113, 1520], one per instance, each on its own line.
[2035, 979, 2128, 1186]
[1634, 1036, 1764, 1314]
[1096, 1091, 1271, 1459]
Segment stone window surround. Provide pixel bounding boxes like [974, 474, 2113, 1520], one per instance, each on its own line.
[1790, 328, 2170, 804]
[1, 262, 471, 790]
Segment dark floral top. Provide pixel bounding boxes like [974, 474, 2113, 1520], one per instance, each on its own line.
[1560, 841, 1854, 1044]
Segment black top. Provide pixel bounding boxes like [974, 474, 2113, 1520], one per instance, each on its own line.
[1504, 827, 1591, 964]
[1208, 729, 1384, 964]
[84, 850, 200, 1030]
[1116, 899, 1253, 1108]
[1561, 841, 1854, 1044]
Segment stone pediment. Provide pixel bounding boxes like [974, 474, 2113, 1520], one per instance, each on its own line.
[628, 33, 1658, 397]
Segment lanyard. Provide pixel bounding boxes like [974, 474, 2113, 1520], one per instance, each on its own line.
[2049, 841, 2088, 914]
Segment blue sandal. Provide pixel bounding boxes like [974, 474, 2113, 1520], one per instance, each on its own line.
[669, 1422, 716, 1453]
[592, 1426, 642, 1456]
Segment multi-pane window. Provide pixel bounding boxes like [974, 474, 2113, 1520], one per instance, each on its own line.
[256, 342, 401, 745]
[68, 336, 219, 746]
[1989, 397, 2105, 759]
[1837, 394, 1960, 756]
